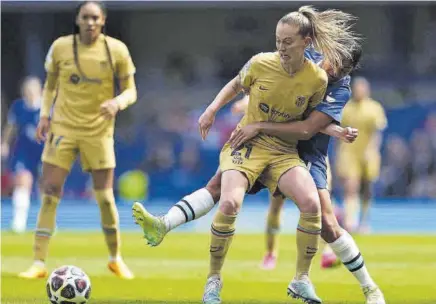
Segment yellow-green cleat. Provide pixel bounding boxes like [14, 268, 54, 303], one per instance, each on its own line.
[132, 202, 167, 246]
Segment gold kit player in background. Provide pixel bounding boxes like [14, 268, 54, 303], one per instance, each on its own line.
[336, 77, 387, 233]
[19, 1, 137, 280]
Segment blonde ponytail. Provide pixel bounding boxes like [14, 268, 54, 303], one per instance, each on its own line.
[280, 6, 361, 70]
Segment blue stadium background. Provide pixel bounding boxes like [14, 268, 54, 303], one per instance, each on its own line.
[2, 1, 436, 233]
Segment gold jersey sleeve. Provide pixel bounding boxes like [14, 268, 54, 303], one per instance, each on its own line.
[237, 52, 328, 153]
[45, 34, 136, 138]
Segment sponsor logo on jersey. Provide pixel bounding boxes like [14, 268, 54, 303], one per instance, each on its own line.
[259, 103, 270, 114]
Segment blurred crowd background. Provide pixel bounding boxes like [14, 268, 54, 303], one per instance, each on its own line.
[2, 1, 436, 201]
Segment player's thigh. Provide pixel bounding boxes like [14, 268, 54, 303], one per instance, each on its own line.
[336, 152, 361, 180]
[40, 162, 70, 196]
[307, 160, 329, 191]
[14, 169, 33, 189]
[326, 156, 333, 190]
[91, 169, 114, 190]
[276, 162, 320, 213]
[219, 142, 268, 193]
[79, 136, 115, 173]
[205, 167, 222, 202]
[41, 132, 78, 173]
[219, 170, 249, 215]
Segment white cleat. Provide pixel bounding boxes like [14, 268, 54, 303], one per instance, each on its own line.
[287, 278, 322, 304]
[202, 275, 222, 304]
[363, 285, 386, 304]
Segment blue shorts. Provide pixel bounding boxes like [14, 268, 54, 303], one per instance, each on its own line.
[306, 159, 328, 190]
[10, 152, 41, 178]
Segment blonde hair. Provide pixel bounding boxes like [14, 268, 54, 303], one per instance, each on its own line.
[279, 5, 361, 70]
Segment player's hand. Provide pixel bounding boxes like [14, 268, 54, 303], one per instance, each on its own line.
[36, 117, 50, 143]
[198, 108, 216, 140]
[341, 126, 358, 143]
[229, 123, 260, 149]
[100, 99, 120, 120]
[1, 143, 9, 159]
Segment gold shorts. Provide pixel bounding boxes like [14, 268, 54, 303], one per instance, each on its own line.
[336, 152, 381, 182]
[220, 141, 306, 195]
[41, 132, 115, 172]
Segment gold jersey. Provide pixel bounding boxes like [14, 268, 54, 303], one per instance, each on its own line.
[44, 34, 136, 138]
[238, 52, 328, 153]
[339, 97, 387, 156]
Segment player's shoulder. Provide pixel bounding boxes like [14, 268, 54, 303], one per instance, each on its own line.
[364, 98, 384, 110]
[51, 35, 74, 49]
[8, 98, 25, 115]
[250, 52, 279, 65]
[104, 35, 130, 55]
[305, 59, 328, 85]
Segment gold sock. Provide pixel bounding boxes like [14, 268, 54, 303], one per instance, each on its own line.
[296, 212, 321, 279]
[266, 209, 282, 255]
[95, 189, 120, 259]
[34, 194, 59, 262]
[208, 210, 237, 278]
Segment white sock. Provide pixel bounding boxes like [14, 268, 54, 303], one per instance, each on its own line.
[109, 255, 122, 263]
[12, 186, 31, 233]
[329, 230, 376, 288]
[33, 260, 46, 268]
[164, 188, 215, 231]
[322, 244, 334, 255]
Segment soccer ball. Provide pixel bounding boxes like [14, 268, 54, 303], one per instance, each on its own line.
[46, 265, 91, 304]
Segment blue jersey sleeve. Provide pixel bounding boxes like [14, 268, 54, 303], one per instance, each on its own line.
[315, 84, 351, 124]
[304, 48, 323, 65]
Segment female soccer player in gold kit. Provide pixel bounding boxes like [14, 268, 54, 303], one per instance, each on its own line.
[19, 1, 137, 279]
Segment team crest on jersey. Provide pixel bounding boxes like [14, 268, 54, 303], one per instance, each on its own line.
[295, 96, 306, 107]
[69, 74, 80, 85]
[259, 103, 270, 114]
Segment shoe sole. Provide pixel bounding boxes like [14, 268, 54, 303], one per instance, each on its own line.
[132, 202, 164, 246]
[287, 287, 322, 304]
[108, 264, 134, 280]
[18, 272, 48, 279]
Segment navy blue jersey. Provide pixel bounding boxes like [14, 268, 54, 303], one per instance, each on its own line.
[7, 99, 43, 176]
[298, 49, 351, 167]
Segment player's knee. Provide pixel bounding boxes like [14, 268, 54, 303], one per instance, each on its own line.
[321, 212, 342, 243]
[15, 170, 33, 188]
[42, 181, 63, 197]
[218, 197, 241, 215]
[298, 192, 321, 214]
[361, 181, 373, 201]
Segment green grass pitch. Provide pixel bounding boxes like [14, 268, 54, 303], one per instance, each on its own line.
[2, 232, 436, 303]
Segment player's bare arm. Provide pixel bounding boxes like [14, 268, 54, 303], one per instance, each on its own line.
[100, 75, 137, 120]
[1, 122, 16, 158]
[198, 75, 243, 140]
[36, 72, 57, 143]
[229, 110, 333, 149]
